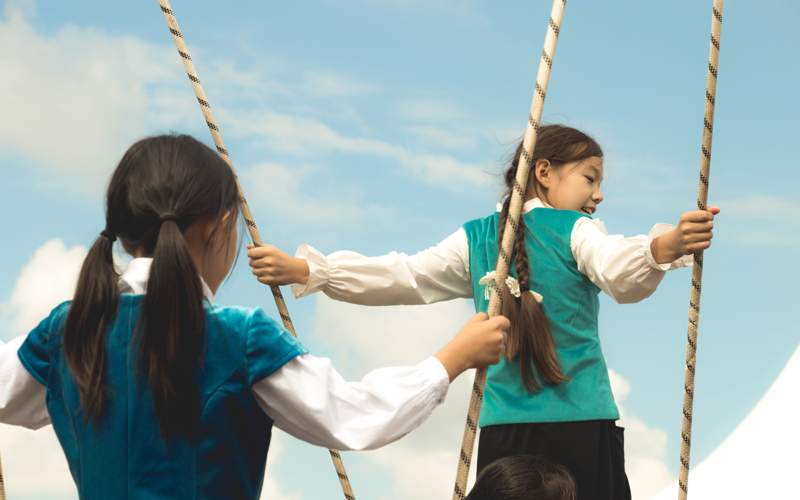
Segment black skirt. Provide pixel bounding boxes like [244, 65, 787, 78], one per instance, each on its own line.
[478, 420, 632, 500]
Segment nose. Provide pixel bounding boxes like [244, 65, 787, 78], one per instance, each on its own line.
[593, 188, 604, 204]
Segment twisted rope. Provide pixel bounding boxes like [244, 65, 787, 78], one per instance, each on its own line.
[451, 1, 567, 498]
[155, 2, 356, 499]
[678, 1, 724, 498]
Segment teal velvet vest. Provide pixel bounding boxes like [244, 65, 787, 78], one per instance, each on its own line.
[463, 208, 619, 426]
[18, 296, 306, 499]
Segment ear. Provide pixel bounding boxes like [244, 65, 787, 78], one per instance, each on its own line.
[533, 159, 552, 189]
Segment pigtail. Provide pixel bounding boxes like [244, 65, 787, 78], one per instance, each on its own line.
[63, 231, 120, 419]
[498, 164, 566, 393]
[138, 216, 206, 438]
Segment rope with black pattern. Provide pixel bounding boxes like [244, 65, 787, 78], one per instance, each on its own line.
[451, 0, 567, 498]
[156, 2, 357, 499]
[678, 1, 724, 499]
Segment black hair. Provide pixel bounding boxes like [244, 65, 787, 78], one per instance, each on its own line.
[466, 455, 577, 500]
[63, 134, 240, 438]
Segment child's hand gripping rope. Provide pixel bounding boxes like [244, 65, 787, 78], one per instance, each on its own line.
[651, 207, 720, 264]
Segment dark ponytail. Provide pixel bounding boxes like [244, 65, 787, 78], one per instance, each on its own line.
[63, 134, 239, 437]
[63, 232, 119, 419]
[500, 124, 603, 392]
[139, 216, 206, 436]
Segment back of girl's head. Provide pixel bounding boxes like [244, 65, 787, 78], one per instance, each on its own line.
[466, 455, 576, 500]
[499, 124, 602, 392]
[64, 134, 239, 438]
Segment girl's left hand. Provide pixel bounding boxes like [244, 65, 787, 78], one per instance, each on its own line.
[247, 244, 310, 286]
[652, 207, 720, 264]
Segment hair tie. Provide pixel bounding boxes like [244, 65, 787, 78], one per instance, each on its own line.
[159, 213, 178, 223]
[100, 229, 117, 242]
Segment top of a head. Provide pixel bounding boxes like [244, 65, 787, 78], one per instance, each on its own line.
[104, 134, 239, 251]
[466, 455, 576, 500]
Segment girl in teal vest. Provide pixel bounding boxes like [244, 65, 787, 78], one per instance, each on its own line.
[247, 124, 720, 500]
[0, 134, 509, 499]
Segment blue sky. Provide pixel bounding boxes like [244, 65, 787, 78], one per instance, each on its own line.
[0, 0, 797, 498]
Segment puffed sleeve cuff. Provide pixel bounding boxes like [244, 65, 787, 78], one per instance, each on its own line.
[416, 356, 450, 405]
[644, 223, 694, 271]
[292, 244, 331, 299]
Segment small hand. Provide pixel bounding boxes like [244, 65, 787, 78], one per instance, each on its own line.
[247, 244, 310, 286]
[435, 313, 509, 382]
[652, 206, 720, 264]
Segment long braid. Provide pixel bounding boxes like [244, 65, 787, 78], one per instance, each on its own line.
[498, 162, 565, 392]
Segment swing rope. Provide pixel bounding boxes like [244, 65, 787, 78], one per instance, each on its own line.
[678, 1, 724, 498]
[155, 2, 357, 499]
[451, 1, 567, 498]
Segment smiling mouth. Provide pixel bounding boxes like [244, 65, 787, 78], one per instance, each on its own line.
[582, 207, 595, 215]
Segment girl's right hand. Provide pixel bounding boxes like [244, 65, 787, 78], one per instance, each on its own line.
[435, 313, 509, 382]
[247, 244, 310, 286]
[652, 207, 720, 264]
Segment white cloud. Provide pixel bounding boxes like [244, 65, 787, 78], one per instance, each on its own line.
[1, 239, 86, 340]
[715, 194, 800, 248]
[310, 296, 677, 498]
[0, 424, 76, 496]
[229, 110, 491, 190]
[609, 369, 674, 499]
[303, 71, 380, 97]
[0, 5, 193, 193]
[261, 429, 304, 500]
[398, 98, 467, 123]
[310, 296, 480, 497]
[240, 162, 401, 229]
[403, 125, 474, 150]
[720, 194, 800, 217]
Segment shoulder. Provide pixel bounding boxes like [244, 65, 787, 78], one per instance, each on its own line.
[32, 300, 73, 344]
[205, 304, 304, 352]
[462, 212, 500, 239]
[208, 305, 307, 383]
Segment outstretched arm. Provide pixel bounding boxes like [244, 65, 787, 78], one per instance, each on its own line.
[571, 208, 718, 304]
[251, 313, 508, 450]
[248, 229, 473, 306]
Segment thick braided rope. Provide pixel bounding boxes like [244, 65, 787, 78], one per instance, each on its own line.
[451, 1, 567, 498]
[155, 2, 357, 499]
[678, 1, 724, 498]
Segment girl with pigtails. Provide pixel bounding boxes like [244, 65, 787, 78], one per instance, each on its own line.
[0, 134, 508, 499]
[248, 124, 721, 500]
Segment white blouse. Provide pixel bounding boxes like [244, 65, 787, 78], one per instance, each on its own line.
[0, 258, 449, 451]
[292, 198, 693, 306]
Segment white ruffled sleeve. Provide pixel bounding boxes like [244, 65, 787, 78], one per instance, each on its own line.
[252, 354, 449, 450]
[571, 217, 693, 304]
[291, 230, 473, 305]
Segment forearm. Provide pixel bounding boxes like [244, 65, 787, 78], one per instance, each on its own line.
[253, 354, 449, 450]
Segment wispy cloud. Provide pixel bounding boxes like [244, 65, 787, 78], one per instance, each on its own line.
[0, 6, 193, 193]
[716, 194, 800, 248]
[397, 98, 467, 122]
[303, 71, 381, 98]
[609, 369, 674, 499]
[228, 109, 492, 190]
[241, 162, 392, 228]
